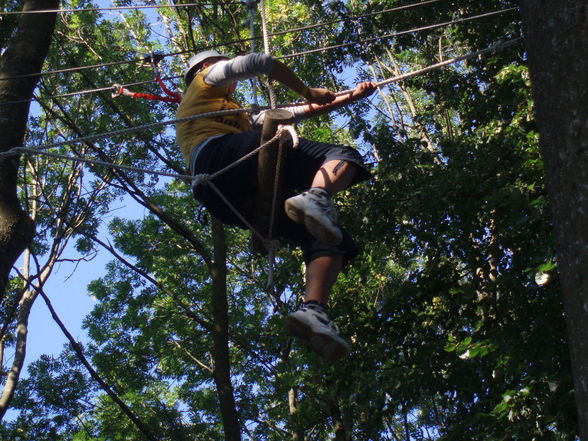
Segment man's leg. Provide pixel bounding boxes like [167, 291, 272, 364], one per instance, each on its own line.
[310, 159, 356, 195]
[304, 253, 343, 305]
[287, 253, 351, 361]
[282, 146, 368, 360]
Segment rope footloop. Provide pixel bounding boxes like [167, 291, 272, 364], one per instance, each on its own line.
[190, 124, 295, 249]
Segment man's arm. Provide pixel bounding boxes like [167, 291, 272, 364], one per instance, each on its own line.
[251, 82, 376, 127]
[206, 53, 337, 105]
[206, 53, 373, 110]
[204, 53, 275, 86]
[268, 60, 336, 105]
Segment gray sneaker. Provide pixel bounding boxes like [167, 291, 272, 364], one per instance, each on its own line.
[286, 303, 351, 361]
[284, 188, 343, 246]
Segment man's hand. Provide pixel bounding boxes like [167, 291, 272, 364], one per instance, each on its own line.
[305, 87, 336, 104]
[297, 81, 378, 119]
[350, 81, 377, 100]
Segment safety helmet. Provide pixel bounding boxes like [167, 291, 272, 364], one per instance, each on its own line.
[184, 50, 229, 85]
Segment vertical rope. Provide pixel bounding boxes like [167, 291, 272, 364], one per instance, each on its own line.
[247, 0, 259, 107]
[257, 0, 280, 301]
[260, 0, 277, 109]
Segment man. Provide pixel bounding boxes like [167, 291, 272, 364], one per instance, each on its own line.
[176, 50, 375, 360]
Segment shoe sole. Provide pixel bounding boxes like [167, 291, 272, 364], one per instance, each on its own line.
[284, 199, 343, 246]
[286, 315, 350, 361]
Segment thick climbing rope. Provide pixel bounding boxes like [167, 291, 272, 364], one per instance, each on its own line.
[268, 125, 299, 241]
[256, 0, 281, 292]
[263, 125, 299, 292]
[259, 0, 277, 109]
[264, 125, 299, 290]
[8, 122, 287, 186]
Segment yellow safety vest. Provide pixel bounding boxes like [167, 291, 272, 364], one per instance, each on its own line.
[176, 66, 251, 165]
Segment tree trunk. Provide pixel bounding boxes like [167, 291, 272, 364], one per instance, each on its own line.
[0, 0, 59, 301]
[211, 218, 241, 441]
[288, 386, 304, 441]
[520, 2, 588, 438]
[0, 287, 36, 420]
[329, 398, 348, 441]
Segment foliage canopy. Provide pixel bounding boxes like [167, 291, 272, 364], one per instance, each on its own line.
[0, 0, 577, 440]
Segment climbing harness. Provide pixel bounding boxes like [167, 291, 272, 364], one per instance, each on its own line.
[111, 84, 181, 103]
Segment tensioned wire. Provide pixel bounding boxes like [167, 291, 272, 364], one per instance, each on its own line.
[2, 0, 504, 82]
[281, 7, 518, 59]
[0, 38, 519, 171]
[1, 78, 164, 106]
[0, 6, 518, 106]
[0, 1, 243, 14]
[0, 0, 442, 81]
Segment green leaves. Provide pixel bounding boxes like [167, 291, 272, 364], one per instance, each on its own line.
[2, 0, 577, 439]
[445, 335, 495, 360]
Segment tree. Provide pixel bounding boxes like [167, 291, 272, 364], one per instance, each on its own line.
[0, 0, 59, 419]
[520, 1, 588, 439]
[0, 0, 58, 300]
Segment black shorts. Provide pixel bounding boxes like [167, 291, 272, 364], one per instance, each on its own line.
[191, 130, 371, 265]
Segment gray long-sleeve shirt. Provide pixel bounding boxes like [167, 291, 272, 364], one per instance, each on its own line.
[204, 53, 306, 126]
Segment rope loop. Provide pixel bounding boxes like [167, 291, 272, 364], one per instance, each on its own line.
[111, 84, 125, 98]
[242, 0, 259, 10]
[277, 124, 299, 149]
[265, 239, 280, 290]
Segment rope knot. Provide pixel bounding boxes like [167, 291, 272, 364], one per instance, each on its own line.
[192, 173, 210, 189]
[249, 103, 261, 115]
